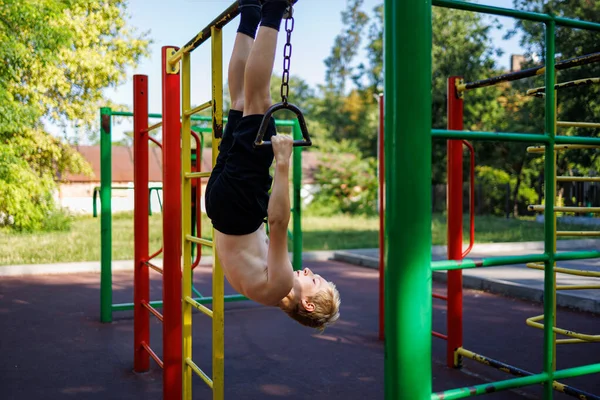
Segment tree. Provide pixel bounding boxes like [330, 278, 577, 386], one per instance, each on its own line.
[0, 0, 150, 231]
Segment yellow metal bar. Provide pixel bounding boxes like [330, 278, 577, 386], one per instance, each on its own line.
[557, 121, 600, 129]
[142, 121, 163, 133]
[526, 262, 600, 277]
[557, 284, 600, 290]
[185, 358, 213, 388]
[556, 176, 600, 182]
[528, 205, 600, 213]
[184, 171, 212, 179]
[211, 25, 225, 400]
[184, 296, 214, 317]
[527, 77, 600, 97]
[557, 231, 600, 236]
[556, 338, 588, 344]
[181, 51, 194, 400]
[526, 144, 600, 153]
[526, 315, 600, 342]
[184, 100, 212, 117]
[185, 235, 213, 248]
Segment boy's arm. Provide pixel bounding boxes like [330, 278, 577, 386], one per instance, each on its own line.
[263, 135, 294, 304]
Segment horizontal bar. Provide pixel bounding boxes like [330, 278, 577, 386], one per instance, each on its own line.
[431, 372, 550, 400]
[184, 296, 213, 318]
[558, 121, 600, 129]
[457, 348, 600, 399]
[557, 231, 600, 237]
[185, 358, 213, 388]
[527, 315, 600, 342]
[555, 250, 600, 261]
[142, 342, 164, 369]
[557, 284, 600, 290]
[433, 0, 550, 22]
[432, 293, 448, 300]
[555, 136, 600, 146]
[142, 301, 164, 322]
[527, 262, 600, 277]
[432, 331, 448, 340]
[144, 261, 163, 274]
[184, 172, 211, 179]
[528, 77, 600, 97]
[142, 121, 163, 133]
[169, 1, 239, 66]
[555, 16, 600, 32]
[529, 205, 600, 213]
[431, 253, 549, 271]
[149, 136, 162, 148]
[527, 144, 600, 153]
[147, 247, 163, 262]
[452, 50, 600, 92]
[183, 100, 212, 117]
[186, 235, 213, 247]
[111, 293, 248, 312]
[554, 363, 600, 380]
[108, 110, 296, 126]
[557, 176, 600, 182]
[432, 129, 548, 143]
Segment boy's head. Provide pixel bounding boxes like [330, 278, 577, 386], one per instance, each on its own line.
[279, 267, 341, 332]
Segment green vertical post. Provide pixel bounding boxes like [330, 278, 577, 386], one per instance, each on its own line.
[100, 107, 112, 323]
[384, 0, 432, 399]
[542, 20, 556, 400]
[292, 120, 303, 270]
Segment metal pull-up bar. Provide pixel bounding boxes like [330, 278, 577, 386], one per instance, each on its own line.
[167, 1, 239, 67]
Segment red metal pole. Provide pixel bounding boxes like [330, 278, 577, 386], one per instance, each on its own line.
[378, 94, 385, 341]
[447, 77, 464, 368]
[133, 74, 150, 372]
[161, 46, 182, 399]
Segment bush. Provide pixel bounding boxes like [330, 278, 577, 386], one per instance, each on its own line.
[308, 143, 378, 217]
[41, 208, 73, 232]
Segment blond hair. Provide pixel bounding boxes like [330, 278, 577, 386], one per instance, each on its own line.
[281, 282, 341, 332]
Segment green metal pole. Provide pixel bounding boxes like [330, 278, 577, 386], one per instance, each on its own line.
[292, 120, 303, 270]
[543, 20, 557, 400]
[100, 107, 112, 323]
[384, 0, 432, 399]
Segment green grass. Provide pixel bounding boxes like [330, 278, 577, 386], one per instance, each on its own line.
[0, 212, 597, 266]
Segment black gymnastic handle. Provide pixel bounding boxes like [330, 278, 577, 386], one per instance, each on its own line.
[254, 102, 312, 148]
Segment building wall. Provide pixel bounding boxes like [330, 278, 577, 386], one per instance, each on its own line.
[56, 182, 169, 215]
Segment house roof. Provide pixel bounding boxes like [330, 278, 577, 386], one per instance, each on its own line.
[63, 145, 319, 183]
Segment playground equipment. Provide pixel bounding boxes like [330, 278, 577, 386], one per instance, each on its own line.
[98, 109, 303, 323]
[386, 1, 600, 399]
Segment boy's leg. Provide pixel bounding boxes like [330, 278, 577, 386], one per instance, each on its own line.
[243, 1, 291, 116]
[228, 0, 262, 111]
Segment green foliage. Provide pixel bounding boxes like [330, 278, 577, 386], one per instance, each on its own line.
[0, 0, 150, 232]
[476, 166, 538, 216]
[41, 208, 74, 232]
[308, 142, 378, 217]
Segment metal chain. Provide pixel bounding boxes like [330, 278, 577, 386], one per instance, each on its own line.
[280, 12, 294, 105]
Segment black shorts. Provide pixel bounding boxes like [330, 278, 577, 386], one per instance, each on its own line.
[205, 110, 276, 235]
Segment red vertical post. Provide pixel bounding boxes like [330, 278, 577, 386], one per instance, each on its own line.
[133, 74, 150, 372]
[161, 46, 182, 399]
[378, 94, 385, 341]
[447, 77, 464, 368]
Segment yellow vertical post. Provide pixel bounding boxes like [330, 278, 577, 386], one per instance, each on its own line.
[211, 25, 225, 400]
[181, 51, 193, 400]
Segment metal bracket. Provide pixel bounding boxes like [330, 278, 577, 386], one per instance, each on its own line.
[456, 78, 465, 99]
[166, 47, 180, 75]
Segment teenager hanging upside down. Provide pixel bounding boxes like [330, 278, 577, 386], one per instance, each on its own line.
[205, 0, 340, 331]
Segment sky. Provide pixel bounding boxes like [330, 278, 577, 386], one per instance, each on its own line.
[50, 0, 525, 142]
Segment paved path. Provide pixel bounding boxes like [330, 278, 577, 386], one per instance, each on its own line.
[334, 241, 600, 314]
[1, 260, 599, 399]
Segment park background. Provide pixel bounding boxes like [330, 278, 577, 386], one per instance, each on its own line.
[1, 0, 600, 265]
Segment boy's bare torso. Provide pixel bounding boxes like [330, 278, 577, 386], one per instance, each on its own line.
[216, 228, 286, 307]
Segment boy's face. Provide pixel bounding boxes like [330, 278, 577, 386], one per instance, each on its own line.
[293, 267, 326, 302]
